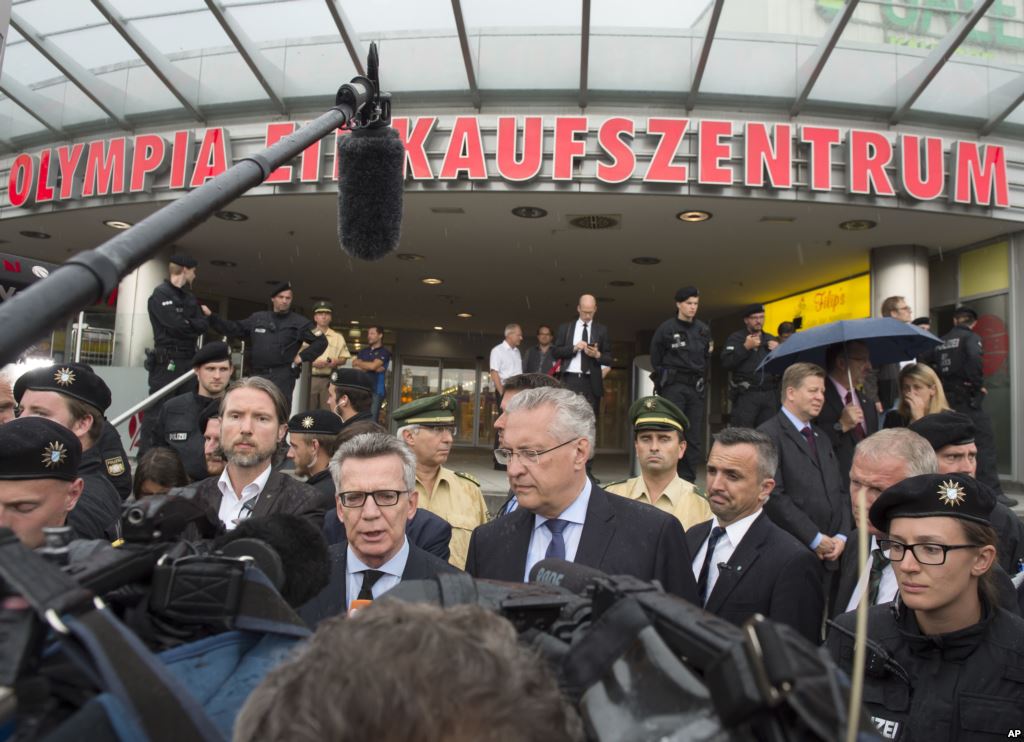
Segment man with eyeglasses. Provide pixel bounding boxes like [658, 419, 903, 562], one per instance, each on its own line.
[465, 387, 698, 603]
[876, 296, 915, 409]
[298, 432, 457, 626]
[192, 377, 324, 530]
[393, 394, 487, 570]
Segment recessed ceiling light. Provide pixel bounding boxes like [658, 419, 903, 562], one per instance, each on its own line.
[210, 260, 237, 267]
[456, 312, 473, 319]
[676, 210, 712, 223]
[433, 325, 443, 331]
[512, 206, 547, 219]
[103, 219, 132, 230]
[421, 277, 443, 285]
[215, 210, 248, 222]
[839, 219, 877, 231]
[396, 253, 425, 261]
[350, 320, 360, 325]
[19, 230, 50, 239]
[631, 257, 661, 265]
[608, 280, 634, 287]
[569, 214, 619, 230]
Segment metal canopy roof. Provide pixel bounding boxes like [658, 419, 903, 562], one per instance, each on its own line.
[1, 0, 1023, 149]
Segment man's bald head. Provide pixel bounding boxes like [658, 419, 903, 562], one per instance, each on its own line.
[577, 294, 597, 322]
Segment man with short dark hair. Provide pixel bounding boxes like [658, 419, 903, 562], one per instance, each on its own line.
[816, 340, 879, 491]
[688, 427, 824, 642]
[758, 362, 850, 564]
[193, 377, 324, 530]
[351, 325, 391, 421]
[287, 409, 343, 506]
[0, 416, 84, 547]
[204, 282, 327, 409]
[721, 303, 779, 429]
[777, 321, 796, 343]
[144, 341, 233, 481]
[327, 368, 376, 428]
[466, 388, 698, 602]
[298, 432, 457, 625]
[200, 405, 226, 478]
[15, 363, 121, 539]
[524, 325, 556, 375]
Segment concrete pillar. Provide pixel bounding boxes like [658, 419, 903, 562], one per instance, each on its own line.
[870, 245, 930, 319]
[113, 252, 169, 367]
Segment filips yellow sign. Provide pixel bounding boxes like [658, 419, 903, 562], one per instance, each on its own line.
[764, 274, 871, 334]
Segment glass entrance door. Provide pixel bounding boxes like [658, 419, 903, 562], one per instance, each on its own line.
[396, 356, 487, 446]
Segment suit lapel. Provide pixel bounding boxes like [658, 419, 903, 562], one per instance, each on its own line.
[252, 470, 281, 518]
[685, 520, 711, 558]
[492, 508, 535, 581]
[705, 513, 767, 613]
[575, 487, 616, 569]
[316, 545, 348, 619]
[401, 545, 433, 580]
[778, 413, 821, 471]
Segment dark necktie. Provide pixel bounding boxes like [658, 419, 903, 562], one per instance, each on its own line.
[581, 323, 589, 345]
[800, 425, 819, 464]
[697, 526, 727, 605]
[867, 548, 888, 605]
[845, 391, 867, 441]
[357, 569, 385, 601]
[545, 519, 569, 560]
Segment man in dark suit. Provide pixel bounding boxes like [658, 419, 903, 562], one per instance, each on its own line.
[551, 294, 612, 419]
[300, 431, 457, 626]
[757, 363, 850, 565]
[192, 377, 324, 530]
[465, 387, 697, 603]
[830, 428, 936, 618]
[687, 427, 824, 642]
[815, 341, 878, 491]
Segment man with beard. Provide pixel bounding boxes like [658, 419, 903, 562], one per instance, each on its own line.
[143, 342, 233, 480]
[193, 377, 324, 530]
[204, 282, 326, 408]
[200, 404, 226, 479]
[326, 369, 376, 429]
[721, 303, 779, 429]
[287, 409, 344, 509]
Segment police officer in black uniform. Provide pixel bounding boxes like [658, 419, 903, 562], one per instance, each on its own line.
[286, 409, 343, 509]
[649, 286, 711, 483]
[205, 281, 327, 410]
[721, 303, 779, 429]
[327, 368, 376, 430]
[827, 473, 1024, 740]
[147, 342, 233, 482]
[932, 306, 1010, 505]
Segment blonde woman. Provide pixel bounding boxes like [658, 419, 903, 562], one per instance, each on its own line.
[883, 363, 950, 429]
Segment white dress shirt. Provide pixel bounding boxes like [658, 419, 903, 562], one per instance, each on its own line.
[217, 463, 273, 530]
[844, 534, 898, 612]
[523, 478, 592, 581]
[489, 340, 523, 383]
[346, 537, 410, 612]
[566, 319, 592, 374]
[690, 508, 762, 602]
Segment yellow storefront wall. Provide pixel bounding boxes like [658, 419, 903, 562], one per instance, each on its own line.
[764, 274, 872, 334]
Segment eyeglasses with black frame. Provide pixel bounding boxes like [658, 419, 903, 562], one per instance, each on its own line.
[493, 437, 580, 466]
[338, 490, 408, 508]
[878, 538, 977, 566]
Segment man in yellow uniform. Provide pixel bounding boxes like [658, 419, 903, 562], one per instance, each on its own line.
[394, 394, 488, 569]
[307, 301, 351, 410]
[606, 395, 711, 530]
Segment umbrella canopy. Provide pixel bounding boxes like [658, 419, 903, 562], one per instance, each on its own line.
[756, 318, 941, 375]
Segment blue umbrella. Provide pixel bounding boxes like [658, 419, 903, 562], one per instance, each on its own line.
[756, 317, 941, 376]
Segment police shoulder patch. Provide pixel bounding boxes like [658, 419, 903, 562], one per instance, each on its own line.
[454, 471, 479, 486]
[105, 456, 126, 477]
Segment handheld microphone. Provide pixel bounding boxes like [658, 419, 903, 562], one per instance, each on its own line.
[529, 559, 608, 594]
[336, 124, 405, 261]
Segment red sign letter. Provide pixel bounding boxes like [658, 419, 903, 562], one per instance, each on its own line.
[596, 118, 636, 184]
[897, 134, 944, 201]
[847, 129, 895, 196]
[950, 141, 1009, 207]
[129, 134, 169, 193]
[265, 122, 297, 184]
[299, 137, 322, 183]
[744, 122, 792, 188]
[7, 155, 34, 208]
[643, 118, 689, 183]
[495, 116, 543, 182]
[553, 116, 588, 181]
[439, 116, 487, 180]
[800, 126, 841, 192]
[391, 117, 436, 180]
[190, 128, 231, 188]
[35, 149, 56, 203]
[82, 137, 130, 197]
[697, 120, 733, 185]
[169, 130, 193, 190]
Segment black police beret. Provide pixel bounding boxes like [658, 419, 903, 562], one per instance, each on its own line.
[953, 306, 978, 321]
[169, 254, 198, 268]
[330, 368, 374, 393]
[269, 281, 292, 298]
[14, 363, 112, 413]
[288, 409, 344, 436]
[0, 417, 82, 481]
[911, 317, 930, 327]
[869, 472, 995, 532]
[909, 411, 975, 451]
[192, 341, 232, 368]
[197, 398, 221, 437]
[675, 286, 699, 303]
[741, 303, 765, 317]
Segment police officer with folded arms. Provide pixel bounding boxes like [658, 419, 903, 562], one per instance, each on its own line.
[721, 303, 779, 429]
[827, 473, 1024, 739]
[650, 286, 712, 483]
[203, 281, 326, 410]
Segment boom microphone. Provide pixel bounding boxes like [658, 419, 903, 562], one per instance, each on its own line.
[529, 558, 608, 594]
[337, 125, 405, 260]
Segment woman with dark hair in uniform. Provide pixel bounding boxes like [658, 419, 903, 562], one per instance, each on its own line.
[827, 473, 1024, 740]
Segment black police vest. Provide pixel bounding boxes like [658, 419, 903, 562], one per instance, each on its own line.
[250, 312, 307, 368]
[160, 394, 209, 482]
[934, 327, 971, 382]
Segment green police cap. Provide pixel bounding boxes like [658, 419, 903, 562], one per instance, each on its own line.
[312, 301, 333, 314]
[391, 394, 457, 426]
[628, 395, 689, 433]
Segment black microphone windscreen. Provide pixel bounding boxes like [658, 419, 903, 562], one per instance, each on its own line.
[215, 513, 330, 608]
[529, 558, 607, 594]
[337, 126, 405, 261]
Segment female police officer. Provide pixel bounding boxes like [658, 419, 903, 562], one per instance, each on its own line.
[827, 472, 1024, 740]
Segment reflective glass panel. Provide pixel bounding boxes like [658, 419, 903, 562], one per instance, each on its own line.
[0, 96, 50, 140]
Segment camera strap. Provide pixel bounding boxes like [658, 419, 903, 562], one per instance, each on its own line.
[0, 530, 223, 742]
